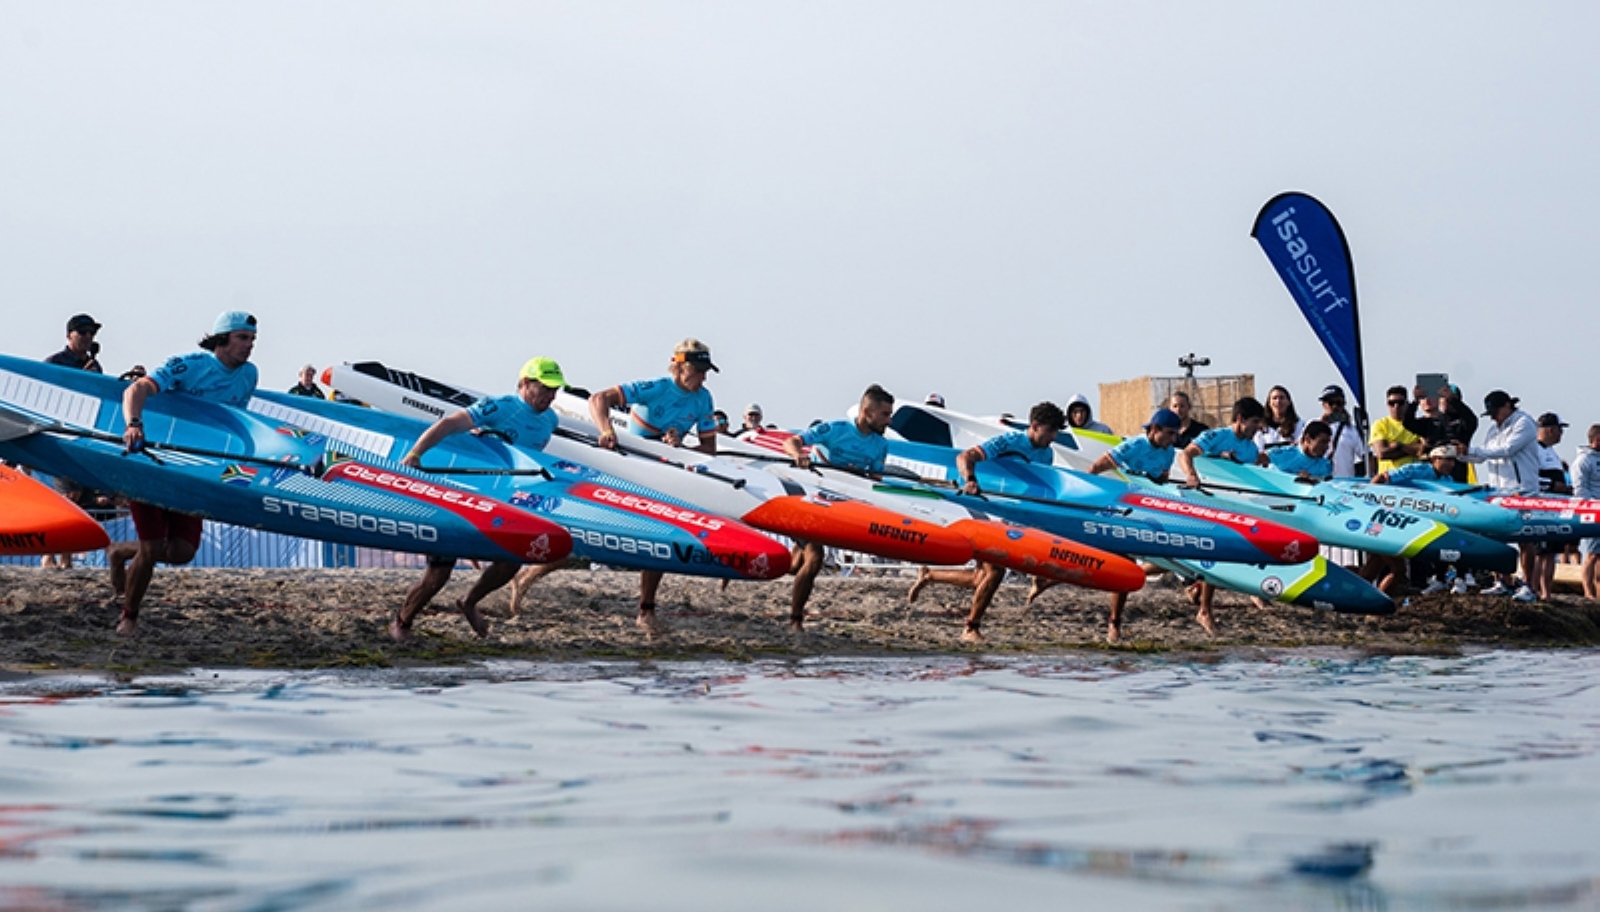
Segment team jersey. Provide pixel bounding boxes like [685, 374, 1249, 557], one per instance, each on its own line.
[1192, 427, 1260, 465]
[465, 394, 558, 452]
[1108, 435, 1175, 479]
[977, 431, 1053, 465]
[1267, 446, 1332, 480]
[1384, 461, 1448, 485]
[798, 419, 888, 473]
[149, 352, 259, 406]
[618, 377, 716, 440]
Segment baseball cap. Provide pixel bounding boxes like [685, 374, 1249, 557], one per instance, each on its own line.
[66, 314, 101, 334]
[925, 393, 946, 407]
[744, 403, 763, 415]
[1145, 408, 1182, 430]
[212, 311, 258, 336]
[1318, 384, 1345, 402]
[1427, 444, 1459, 460]
[672, 338, 718, 372]
[1537, 412, 1569, 428]
[1481, 390, 1517, 415]
[519, 356, 566, 389]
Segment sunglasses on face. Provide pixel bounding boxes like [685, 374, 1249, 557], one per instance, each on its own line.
[1387, 399, 1406, 406]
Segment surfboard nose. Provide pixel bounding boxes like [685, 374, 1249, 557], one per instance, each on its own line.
[1430, 531, 1518, 574]
[744, 496, 974, 566]
[948, 518, 1144, 593]
[702, 524, 793, 579]
[1245, 518, 1321, 565]
[1293, 561, 1395, 615]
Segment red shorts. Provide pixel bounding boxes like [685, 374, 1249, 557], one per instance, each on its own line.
[128, 502, 205, 549]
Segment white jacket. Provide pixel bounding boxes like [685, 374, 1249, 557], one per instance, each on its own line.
[1573, 445, 1600, 499]
[1468, 409, 1540, 495]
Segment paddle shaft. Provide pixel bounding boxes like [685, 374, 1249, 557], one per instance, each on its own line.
[0, 404, 314, 474]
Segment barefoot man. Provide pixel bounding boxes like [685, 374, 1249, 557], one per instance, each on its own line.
[388, 357, 567, 641]
[110, 311, 260, 637]
[906, 401, 1066, 642]
[783, 385, 895, 633]
[1173, 396, 1265, 636]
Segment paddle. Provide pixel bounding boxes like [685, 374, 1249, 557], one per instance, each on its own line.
[798, 459, 1133, 516]
[417, 429, 554, 479]
[552, 426, 748, 490]
[1184, 479, 1324, 504]
[0, 403, 319, 475]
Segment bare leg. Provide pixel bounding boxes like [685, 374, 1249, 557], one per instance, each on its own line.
[508, 560, 566, 616]
[1518, 543, 1538, 590]
[638, 569, 665, 634]
[789, 542, 825, 633]
[1196, 584, 1217, 635]
[458, 561, 519, 637]
[1583, 553, 1599, 601]
[119, 539, 197, 638]
[1027, 576, 1059, 605]
[909, 566, 980, 604]
[1107, 591, 1127, 643]
[392, 560, 455, 641]
[1536, 553, 1556, 600]
[960, 563, 1004, 642]
[108, 541, 139, 598]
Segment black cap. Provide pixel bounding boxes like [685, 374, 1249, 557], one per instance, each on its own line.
[1481, 390, 1517, 416]
[1537, 412, 1568, 428]
[1318, 384, 1345, 402]
[66, 314, 101, 334]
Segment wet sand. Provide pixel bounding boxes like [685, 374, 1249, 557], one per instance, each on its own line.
[0, 565, 1597, 674]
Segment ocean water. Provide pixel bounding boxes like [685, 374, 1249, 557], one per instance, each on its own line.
[0, 650, 1595, 911]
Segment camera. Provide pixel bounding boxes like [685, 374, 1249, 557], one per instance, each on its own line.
[1178, 353, 1210, 376]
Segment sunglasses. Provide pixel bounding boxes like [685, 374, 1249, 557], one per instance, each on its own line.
[1387, 399, 1406, 406]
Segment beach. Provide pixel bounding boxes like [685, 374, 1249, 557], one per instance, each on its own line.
[1, 565, 1597, 674]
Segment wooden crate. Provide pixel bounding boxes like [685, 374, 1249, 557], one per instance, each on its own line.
[1098, 375, 1256, 436]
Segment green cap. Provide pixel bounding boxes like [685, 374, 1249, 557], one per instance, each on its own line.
[520, 357, 566, 389]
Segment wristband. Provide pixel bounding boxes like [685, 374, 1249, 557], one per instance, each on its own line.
[126, 418, 142, 428]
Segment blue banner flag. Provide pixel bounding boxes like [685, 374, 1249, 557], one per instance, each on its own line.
[1250, 192, 1365, 412]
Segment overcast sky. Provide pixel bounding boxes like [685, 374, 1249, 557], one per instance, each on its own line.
[4, 2, 1596, 458]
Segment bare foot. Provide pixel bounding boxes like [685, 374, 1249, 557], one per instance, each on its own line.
[116, 614, 138, 638]
[719, 578, 730, 593]
[506, 582, 523, 618]
[459, 599, 490, 638]
[1026, 578, 1047, 605]
[1106, 621, 1121, 644]
[636, 608, 665, 636]
[109, 559, 127, 599]
[1185, 582, 1202, 606]
[1249, 596, 1270, 611]
[959, 625, 984, 644]
[1196, 610, 1216, 636]
[907, 567, 930, 605]
[788, 618, 806, 635]
[388, 612, 412, 642]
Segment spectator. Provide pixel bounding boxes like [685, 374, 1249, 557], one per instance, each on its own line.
[1254, 385, 1306, 457]
[738, 403, 765, 435]
[1433, 384, 1478, 483]
[1370, 385, 1426, 475]
[1167, 390, 1210, 448]
[1573, 424, 1600, 602]
[1532, 413, 1573, 600]
[924, 393, 946, 408]
[287, 364, 324, 398]
[712, 409, 732, 436]
[1464, 390, 1541, 602]
[1066, 394, 1112, 435]
[45, 314, 104, 374]
[1316, 385, 1368, 478]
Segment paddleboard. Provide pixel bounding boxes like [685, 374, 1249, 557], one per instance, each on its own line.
[0, 464, 110, 556]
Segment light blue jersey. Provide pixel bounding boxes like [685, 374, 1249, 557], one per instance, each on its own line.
[149, 352, 259, 406]
[1193, 427, 1260, 466]
[618, 377, 716, 440]
[1384, 461, 1447, 485]
[978, 431, 1054, 465]
[1109, 435, 1175, 479]
[466, 394, 557, 452]
[799, 419, 888, 473]
[1267, 446, 1332, 480]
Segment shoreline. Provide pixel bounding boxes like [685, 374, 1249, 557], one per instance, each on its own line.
[1, 566, 1597, 676]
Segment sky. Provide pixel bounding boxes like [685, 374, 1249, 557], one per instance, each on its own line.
[4, 2, 1597, 460]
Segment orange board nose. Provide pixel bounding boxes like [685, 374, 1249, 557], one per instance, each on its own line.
[744, 496, 973, 565]
[0, 466, 110, 555]
[949, 518, 1145, 593]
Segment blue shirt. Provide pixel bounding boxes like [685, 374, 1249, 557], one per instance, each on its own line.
[1267, 446, 1332, 480]
[798, 419, 888, 473]
[1193, 427, 1260, 465]
[149, 352, 259, 406]
[978, 431, 1054, 465]
[618, 376, 716, 440]
[465, 394, 558, 452]
[1109, 435, 1175, 479]
[1385, 461, 1447, 485]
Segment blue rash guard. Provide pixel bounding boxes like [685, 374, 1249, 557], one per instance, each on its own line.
[799, 419, 888, 473]
[1109, 435, 1176, 479]
[465, 394, 557, 452]
[1384, 461, 1448, 485]
[977, 431, 1054, 465]
[149, 352, 259, 406]
[1267, 446, 1332, 480]
[618, 377, 716, 440]
[1193, 427, 1260, 465]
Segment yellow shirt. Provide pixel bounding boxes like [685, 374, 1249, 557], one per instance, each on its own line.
[1369, 416, 1421, 474]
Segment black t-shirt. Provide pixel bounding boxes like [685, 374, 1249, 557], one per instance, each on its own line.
[45, 347, 102, 374]
[1176, 420, 1210, 449]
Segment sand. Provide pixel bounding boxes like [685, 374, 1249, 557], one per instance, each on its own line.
[1, 564, 1597, 675]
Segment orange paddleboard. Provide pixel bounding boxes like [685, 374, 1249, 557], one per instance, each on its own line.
[0, 465, 110, 556]
[948, 518, 1145, 593]
[744, 495, 974, 566]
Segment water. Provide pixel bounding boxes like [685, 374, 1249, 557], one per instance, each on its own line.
[0, 650, 1596, 911]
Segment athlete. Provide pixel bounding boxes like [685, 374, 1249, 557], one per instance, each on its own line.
[109, 311, 260, 637]
[1173, 396, 1265, 634]
[388, 357, 567, 642]
[784, 385, 894, 634]
[584, 338, 720, 634]
[1265, 420, 1334, 482]
[1085, 408, 1181, 642]
[905, 401, 1066, 642]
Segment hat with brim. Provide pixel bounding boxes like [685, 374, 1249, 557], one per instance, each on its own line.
[67, 314, 101, 334]
[1481, 390, 1516, 416]
[212, 311, 258, 336]
[672, 338, 719, 372]
[1537, 412, 1569, 428]
[1318, 384, 1345, 402]
[520, 356, 566, 389]
[1145, 408, 1182, 431]
[1427, 445, 1459, 460]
